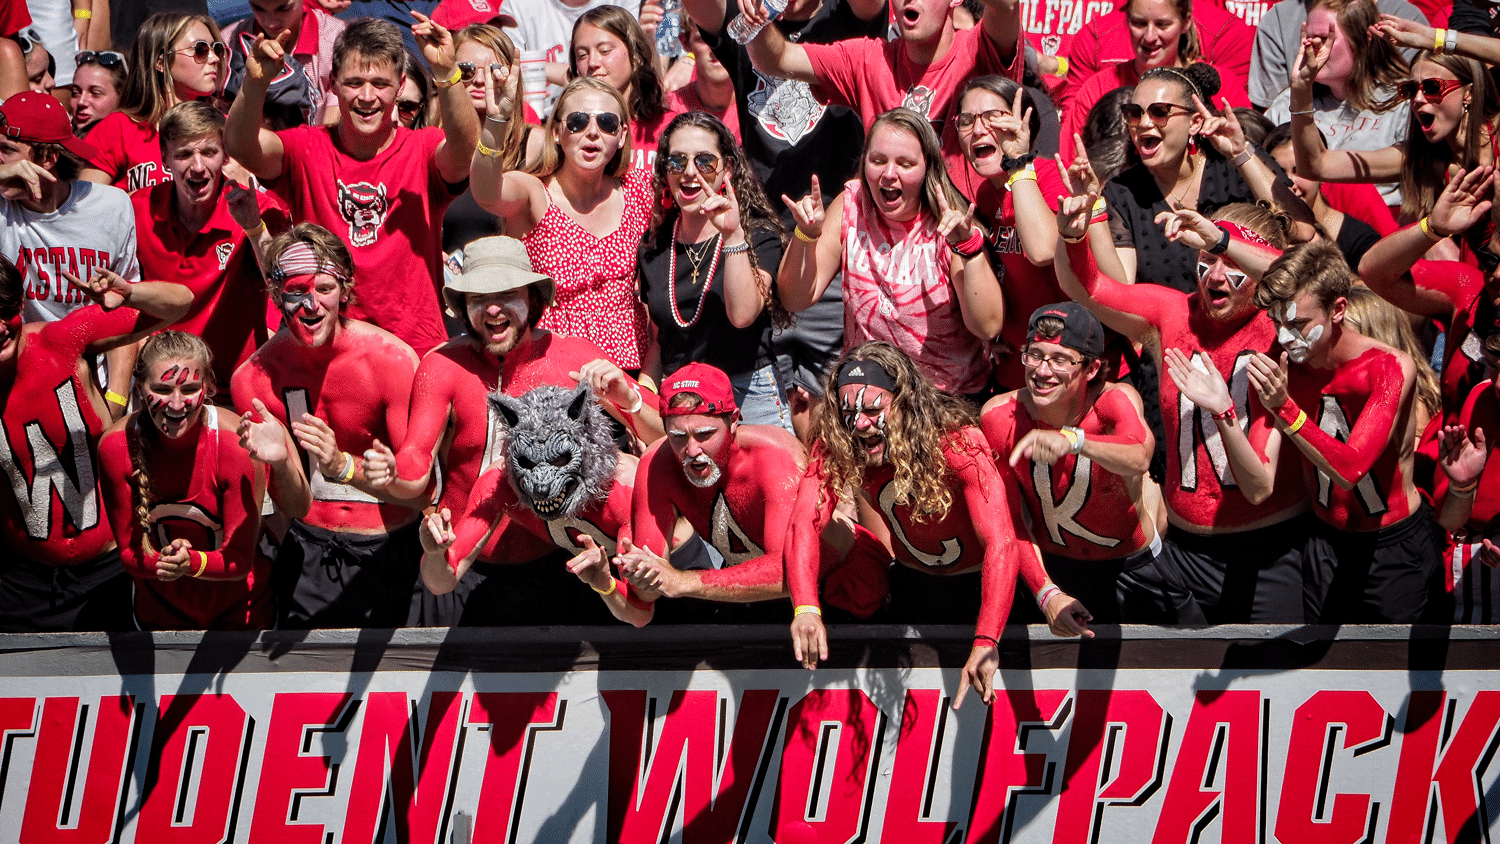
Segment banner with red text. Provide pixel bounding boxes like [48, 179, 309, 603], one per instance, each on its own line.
[0, 625, 1496, 844]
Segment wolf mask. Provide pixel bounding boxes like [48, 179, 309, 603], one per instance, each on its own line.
[489, 382, 618, 519]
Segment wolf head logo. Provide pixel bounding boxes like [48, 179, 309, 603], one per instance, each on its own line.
[336, 180, 388, 247]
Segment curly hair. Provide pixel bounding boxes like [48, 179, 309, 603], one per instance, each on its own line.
[119, 12, 225, 126]
[1399, 52, 1500, 223]
[127, 330, 217, 560]
[808, 342, 980, 522]
[569, 5, 667, 127]
[646, 110, 791, 328]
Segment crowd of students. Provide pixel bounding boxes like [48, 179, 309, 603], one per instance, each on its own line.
[0, 0, 1498, 694]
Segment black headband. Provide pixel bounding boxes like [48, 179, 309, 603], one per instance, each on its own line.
[835, 359, 897, 393]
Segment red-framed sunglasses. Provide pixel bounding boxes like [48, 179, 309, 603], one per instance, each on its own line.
[1397, 77, 1465, 102]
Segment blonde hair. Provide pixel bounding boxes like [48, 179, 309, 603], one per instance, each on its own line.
[529, 77, 633, 178]
[127, 331, 216, 560]
[120, 12, 224, 126]
[1342, 285, 1440, 421]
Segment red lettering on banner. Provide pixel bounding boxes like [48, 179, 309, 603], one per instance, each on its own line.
[965, 689, 1071, 844]
[1389, 691, 1500, 844]
[881, 690, 958, 842]
[1056, 690, 1170, 844]
[603, 689, 781, 844]
[343, 692, 464, 844]
[247, 692, 354, 844]
[772, 688, 883, 843]
[467, 692, 561, 844]
[21, 696, 135, 844]
[1151, 690, 1262, 844]
[138, 695, 251, 844]
[1274, 690, 1390, 844]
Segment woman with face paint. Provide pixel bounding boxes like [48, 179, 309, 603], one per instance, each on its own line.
[780, 108, 1004, 399]
[97, 331, 299, 630]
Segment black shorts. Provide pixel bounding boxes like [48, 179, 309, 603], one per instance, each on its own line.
[277, 520, 423, 629]
[0, 548, 133, 633]
[889, 562, 981, 625]
[1042, 535, 1207, 625]
[1304, 505, 1448, 624]
[1158, 517, 1309, 624]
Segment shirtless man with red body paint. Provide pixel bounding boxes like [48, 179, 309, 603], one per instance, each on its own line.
[614, 363, 891, 625]
[230, 223, 425, 629]
[783, 343, 1087, 709]
[982, 302, 1204, 624]
[1250, 240, 1445, 623]
[0, 259, 193, 632]
[1054, 155, 1310, 624]
[361, 237, 664, 625]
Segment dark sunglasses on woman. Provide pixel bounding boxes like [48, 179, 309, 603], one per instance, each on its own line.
[663, 152, 721, 177]
[75, 50, 127, 70]
[563, 111, 621, 135]
[456, 61, 506, 83]
[396, 99, 425, 118]
[1397, 77, 1465, 102]
[1120, 101, 1194, 126]
[175, 40, 227, 62]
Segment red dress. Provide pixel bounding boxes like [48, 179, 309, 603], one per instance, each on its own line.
[523, 168, 653, 370]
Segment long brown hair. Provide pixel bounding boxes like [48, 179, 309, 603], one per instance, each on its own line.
[1400, 52, 1500, 222]
[568, 5, 667, 126]
[119, 12, 225, 126]
[453, 25, 528, 167]
[127, 331, 217, 559]
[1311, 0, 1408, 114]
[809, 342, 980, 523]
[862, 108, 985, 238]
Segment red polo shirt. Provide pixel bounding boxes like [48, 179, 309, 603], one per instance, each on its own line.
[132, 180, 289, 386]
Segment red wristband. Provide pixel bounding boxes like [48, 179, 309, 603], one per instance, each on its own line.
[1211, 405, 1236, 422]
[951, 228, 986, 258]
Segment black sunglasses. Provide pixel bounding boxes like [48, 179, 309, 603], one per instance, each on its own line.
[456, 61, 506, 83]
[663, 151, 721, 177]
[1476, 245, 1500, 275]
[75, 50, 127, 71]
[1121, 101, 1193, 126]
[396, 99, 424, 117]
[563, 110, 621, 135]
[175, 40, 227, 63]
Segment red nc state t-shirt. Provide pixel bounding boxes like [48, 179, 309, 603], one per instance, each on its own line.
[88, 112, 168, 193]
[271, 125, 464, 356]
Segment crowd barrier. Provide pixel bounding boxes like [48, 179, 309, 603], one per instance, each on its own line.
[0, 623, 1496, 843]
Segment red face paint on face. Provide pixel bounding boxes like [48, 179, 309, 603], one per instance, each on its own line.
[0, 310, 21, 365]
[279, 272, 343, 348]
[143, 357, 208, 439]
[838, 383, 894, 465]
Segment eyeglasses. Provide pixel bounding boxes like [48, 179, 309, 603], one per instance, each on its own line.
[563, 110, 621, 134]
[456, 61, 506, 83]
[1397, 77, 1465, 103]
[1475, 245, 1500, 275]
[663, 151, 721, 177]
[75, 50, 127, 71]
[1021, 349, 1087, 372]
[1198, 260, 1250, 291]
[396, 99, 424, 118]
[174, 41, 227, 63]
[955, 108, 1009, 132]
[1120, 101, 1194, 126]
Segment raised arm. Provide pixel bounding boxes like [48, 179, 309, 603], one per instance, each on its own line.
[1156, 206, 1283, 281]
[1357, 167, 1492, 317]
[1375, 14, 1500, 74]
[225, 31, 292, 180]
[742, 0, 817, 83]
[68, 270, 193, 354]
[941, 193, 1005, 341]
[1288, 31, 1402, 184]
[777, 176, 842, 312]
[469, 64, 548, 234]
[976, 0, 1023, 68]
[414, 12, 479, 183]
[1052, 188, 1159, 344]
[1194, 96, 1317, 234]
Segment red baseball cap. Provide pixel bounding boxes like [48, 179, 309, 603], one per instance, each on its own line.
[661, 363, 738, 416]
[0, 91, 103, 170]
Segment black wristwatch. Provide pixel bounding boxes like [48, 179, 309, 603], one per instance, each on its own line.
[1000, 152, 1036, 173]
[1208, 226, 1231, 255]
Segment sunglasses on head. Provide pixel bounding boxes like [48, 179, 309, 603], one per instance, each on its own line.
[563, 110, 621, 135]
[1121, 101, 1193, 126]
[664, 151, 722, 177]
[1397, 77, 1465, 102]
[75, 50, 127, 70]
[1198, 260, 1250, 291]
[456, 61, 505, 83]
[175, 40, 227, 62]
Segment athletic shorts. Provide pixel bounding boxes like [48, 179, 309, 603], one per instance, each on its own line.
[0, 548, 133, 633]
[277, 520, 423, 629]
[1304, 505, 1447, 624]
[1042, 534, 1207, 625]
[1158, 517, 1309, 624]
[1449, 529, 1500, 624]
[888, 562, 981, 626]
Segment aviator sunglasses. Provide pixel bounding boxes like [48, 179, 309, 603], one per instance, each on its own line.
[663, 152, 722, 177]
[456, 61, 506, 83]
[174, 40, 227, 63]
[75, 50, 127, 70]
[563, 110, 621, 134]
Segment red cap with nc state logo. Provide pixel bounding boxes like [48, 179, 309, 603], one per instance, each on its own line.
[661, 363, 738, 417]
[0, 91, 103, 169]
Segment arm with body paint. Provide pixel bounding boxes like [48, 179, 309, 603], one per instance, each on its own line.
[391, 355, 453, 498]
[1251, 350, 1412, 490]
[787, 453, 840, 669]
[1163, 347, 1280, 504]
[628, 441, 681, 559]
[338, 340, 427, 506]
[1054, 221, 1165, 346]
[1357, 167, 1492, 318]
[202, 412, 268, 580]
[952, 429, 1018, 709]
[420, 465, 508, 594]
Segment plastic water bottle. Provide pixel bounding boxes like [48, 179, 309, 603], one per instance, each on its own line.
[727, 0, 788, 44]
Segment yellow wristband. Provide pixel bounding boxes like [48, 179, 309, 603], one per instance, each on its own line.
[1054, 55, 1068, 77]
[794, 604, 822, 617]
[475, 139, 503, 159]
[1286, 409, 1308, 435]
[334, 452, 356, 483]
[74, 8, 92, 18]
[192, 551, 209, 577]
[793, 226, 818, 243]
[105, 390, 128, 407]
[1436, 28, 1446, 53]
[1420, 216, 1447, 241]
[242, 220, 266, 237]
[434, 65, 462, 88]
[1005, 168, 1038, 190]
[591, 577, 618, 596]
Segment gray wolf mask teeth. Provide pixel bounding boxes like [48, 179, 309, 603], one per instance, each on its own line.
[490, 382, 617, 520]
